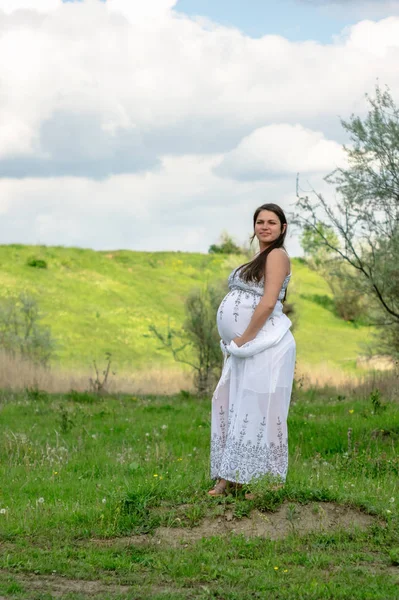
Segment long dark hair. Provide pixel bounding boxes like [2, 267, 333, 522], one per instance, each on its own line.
[238, 203, 288, 283]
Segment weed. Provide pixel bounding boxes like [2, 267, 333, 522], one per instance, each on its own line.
[57, 405, 74, 433]
[89, 352, 115, 395]
[25, 385, 49, 402]
[370, 389, 386, 414]
[286, 503, 300, 533]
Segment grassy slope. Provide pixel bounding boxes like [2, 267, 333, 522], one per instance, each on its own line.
[0, 244, 373, 372]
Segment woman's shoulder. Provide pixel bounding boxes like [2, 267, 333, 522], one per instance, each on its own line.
[267, 247, 291, 274]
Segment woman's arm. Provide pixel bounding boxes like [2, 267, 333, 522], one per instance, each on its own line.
[233, 249, 289, 347]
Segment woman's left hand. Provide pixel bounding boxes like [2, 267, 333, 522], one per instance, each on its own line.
[232, 336, 245, 347]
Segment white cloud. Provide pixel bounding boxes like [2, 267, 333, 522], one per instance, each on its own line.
[0, 0, 59, 13]
[1, 4, 399, 179]
[0, 2, 399, 253]
[215, 124, 345, 181]
[342, 17, 399, 57]
[0, 155, 303, 255]
[108, 0, 178, 20]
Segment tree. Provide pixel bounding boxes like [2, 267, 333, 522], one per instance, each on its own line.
[300, 222, 338, 268]
[300, 222, 368, 322]
[294, 85, 399, 351]
[208, 231, 243, 255]
[0, 292, 55, 366]
[149, 283, 225, 395]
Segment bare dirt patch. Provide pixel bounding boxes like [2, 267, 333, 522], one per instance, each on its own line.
[93, 501, 378, 549]
[0, 572, 130, 598]
[153, 502, 377, 547]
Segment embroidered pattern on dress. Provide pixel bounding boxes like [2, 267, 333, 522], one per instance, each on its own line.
[233, 291, 242, 322]
[218, 293, 230, 321]
[211, 411, 288, 484]
[228, 268, 291, 301]
[251, 293, 258, 314]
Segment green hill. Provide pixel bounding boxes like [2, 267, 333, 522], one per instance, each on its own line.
[0, 244, 373, 374]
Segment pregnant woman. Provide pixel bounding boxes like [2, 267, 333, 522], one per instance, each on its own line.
[209, 203, 296, 497]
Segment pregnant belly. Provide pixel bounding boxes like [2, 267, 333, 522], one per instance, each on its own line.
[217, 290, 260, 343]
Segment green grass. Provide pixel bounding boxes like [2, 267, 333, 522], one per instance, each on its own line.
[0, 385, 398, 599]
[0, 245, 374, 373]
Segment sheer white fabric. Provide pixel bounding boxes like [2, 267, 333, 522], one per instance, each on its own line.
[210, 265, 296, 484]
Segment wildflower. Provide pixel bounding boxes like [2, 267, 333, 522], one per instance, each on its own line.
[283, 569, 288, 573]
[145, 433, 150, 437]
[177, 458, 183, 461]
[274, 566, 279, 570]
[386, 509, 392, 514]
[349, 410, 354, 414]
[0, 508, 6, 514]
[389, 498, 395, 503]
[161, 425, 168, 430]
[153, 474, 158, 477]
[159, 476, 163, 480]
[102, 498, 106, 504]
[53, 471, 58, 475]
[38, 497, 44, 504]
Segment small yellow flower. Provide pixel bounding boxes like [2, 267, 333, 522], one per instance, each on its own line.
[53, 471, 58, 475]
[153, 474, 158, 477]
[274, 566, 279, 570]
[349, 409, 354, 414]
[283, 569, 288, 573]
[159, 476, 163, 480]
[178, 458, 183, 461]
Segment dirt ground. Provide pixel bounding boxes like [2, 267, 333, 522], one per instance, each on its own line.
[124, 501, 378, 548]
[0, 502, 386, 598]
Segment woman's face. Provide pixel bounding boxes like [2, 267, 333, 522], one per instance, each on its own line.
[254, 210, 286, 247]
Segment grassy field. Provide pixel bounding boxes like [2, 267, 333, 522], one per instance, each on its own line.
[0, 245, 374, 380]
[0, 381, 398, 599]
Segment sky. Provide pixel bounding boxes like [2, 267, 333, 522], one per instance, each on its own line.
[1, 0, 399, 256]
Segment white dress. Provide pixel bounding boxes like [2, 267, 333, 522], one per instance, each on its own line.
[210, 264, 296, 484]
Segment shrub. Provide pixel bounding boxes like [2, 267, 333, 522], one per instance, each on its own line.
[26, 258, 48, 269]
[149, 282, 226, 396]
[209, 232, 243, 255]
[0, 293, 55, 366]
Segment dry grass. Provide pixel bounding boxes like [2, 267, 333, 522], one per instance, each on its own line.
[295, 361, 362, 388]
[0, 351, 193, 395]
[296, 360, 398, 401]
[1, 351, 397, 399]
[341, 368, 399, 403]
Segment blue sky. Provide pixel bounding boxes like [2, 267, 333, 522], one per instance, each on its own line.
[175, 0, 351, 43]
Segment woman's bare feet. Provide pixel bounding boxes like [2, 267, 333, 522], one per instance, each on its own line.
[208, 479, 228, 497]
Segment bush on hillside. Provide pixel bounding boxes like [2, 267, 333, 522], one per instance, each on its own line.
[26, 258, 48, 269]
[208, 231, 243, 255]
[0, 292, 55, 367]
[149, 282, 225, 396]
